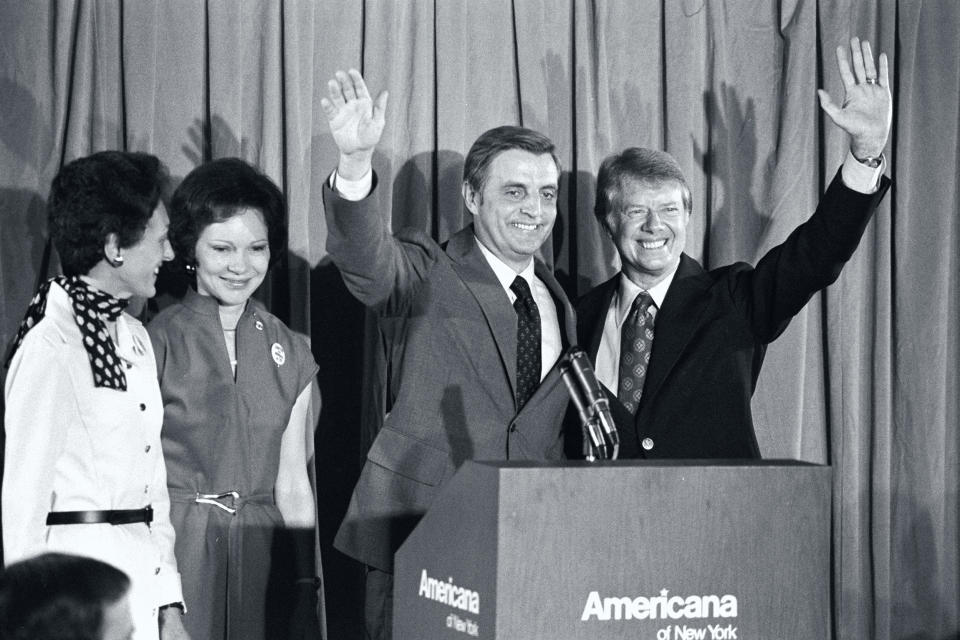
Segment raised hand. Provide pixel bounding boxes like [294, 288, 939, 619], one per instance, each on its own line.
[320, 69, 388, 180]
[817, 37, 892, 160]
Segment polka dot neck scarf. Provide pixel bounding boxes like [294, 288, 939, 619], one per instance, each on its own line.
[6, 276, 130, 390]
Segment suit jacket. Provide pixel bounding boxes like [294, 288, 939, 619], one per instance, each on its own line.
[573, 169, 891, 459]
[323, 182, 577, 572]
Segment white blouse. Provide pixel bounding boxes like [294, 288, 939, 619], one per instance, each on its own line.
[2, 282, 183, 639]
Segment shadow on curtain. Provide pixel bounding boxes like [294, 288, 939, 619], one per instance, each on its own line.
[0, 1, 957, 639]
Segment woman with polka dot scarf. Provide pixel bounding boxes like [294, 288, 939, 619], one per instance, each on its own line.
[3, 151, 189, 640]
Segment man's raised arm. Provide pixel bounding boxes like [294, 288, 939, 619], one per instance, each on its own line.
[320, 69, 439, 310]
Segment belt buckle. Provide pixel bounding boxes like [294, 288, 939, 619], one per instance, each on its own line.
[105, 506, 153, 526]
[195, 491, 240, 515]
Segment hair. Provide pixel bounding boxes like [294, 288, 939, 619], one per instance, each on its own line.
[594, 147, 693, 224]
[169, 157, 287, 269]
[462, 125, 560, 197]
[47, 151, 168, 276]
[0, 553, 131, 640]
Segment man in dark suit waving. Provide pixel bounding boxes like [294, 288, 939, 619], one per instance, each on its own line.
[574, 37, 892, 459]
[320, 70, 576, 639]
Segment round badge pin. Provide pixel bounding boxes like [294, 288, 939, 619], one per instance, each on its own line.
[271, 343, 285, 367]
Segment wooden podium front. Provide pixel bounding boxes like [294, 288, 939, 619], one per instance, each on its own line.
[393, 460, 830, 640]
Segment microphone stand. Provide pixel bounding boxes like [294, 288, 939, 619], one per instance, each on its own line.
[559, 346, 619, 461]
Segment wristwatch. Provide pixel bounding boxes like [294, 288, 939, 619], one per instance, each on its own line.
[853, 152, 883, 169]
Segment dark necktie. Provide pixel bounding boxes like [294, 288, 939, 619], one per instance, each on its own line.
[617, 291, 656, 414]
[510, 276, 541, 410]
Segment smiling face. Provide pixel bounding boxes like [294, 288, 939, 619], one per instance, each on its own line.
[194, 207, 270, 309]
[463, 149, 559, 272]
[605, 179, 689, 289]
[110, 202, 174, 298]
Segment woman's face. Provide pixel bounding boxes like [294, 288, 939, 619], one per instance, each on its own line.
[194, 207, 271, 308]
[112, 202, 175, 298]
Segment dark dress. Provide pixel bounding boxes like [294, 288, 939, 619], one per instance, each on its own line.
[148, 289, 319, 640]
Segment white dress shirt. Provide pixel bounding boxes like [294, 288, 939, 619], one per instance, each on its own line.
[2, 282, 183, 640]
[595, 269, 675, 392]
[595, 151, 884, 392]
[474, 239, 563, 380]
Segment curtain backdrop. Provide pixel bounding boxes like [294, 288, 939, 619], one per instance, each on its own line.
[1, 1, 957, 638]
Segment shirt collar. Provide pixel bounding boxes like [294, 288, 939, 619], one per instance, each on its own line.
[614, 267, 677, 327]
[181, 287, 263, 318]
[474, 236, 536, 294]
[181, 287, 222, 316]
[49, 281, 146, 362]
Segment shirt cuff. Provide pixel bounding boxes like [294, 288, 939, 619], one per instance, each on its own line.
[156, 570, 185, 612]
[841, 150, 884, 194]
[329, 168, 373, 201]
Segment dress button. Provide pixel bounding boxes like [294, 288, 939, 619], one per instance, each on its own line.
[145, 445, 151, 453]
[144, 485, 149, 494]
[139, 403, 146, 411]
[641, 437, 654, 451]
[155, 567, 161, 575]
[126, 363, 133, 370]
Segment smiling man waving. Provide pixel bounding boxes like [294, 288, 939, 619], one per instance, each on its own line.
[573, 37, 892, 460]
[320, 70, 577, 640]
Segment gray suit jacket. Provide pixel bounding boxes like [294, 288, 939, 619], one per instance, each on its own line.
[324, 181, 576, 572]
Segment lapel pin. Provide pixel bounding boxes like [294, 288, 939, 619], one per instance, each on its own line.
[255, 319, 264, 331]
[271, 343, 285, 367]
[131, 334, 146, 357]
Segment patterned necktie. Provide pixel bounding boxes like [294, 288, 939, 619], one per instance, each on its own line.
[617, 291, 656, 414]
[510, 276, 541, 410]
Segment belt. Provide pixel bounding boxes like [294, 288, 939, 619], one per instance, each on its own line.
[195, 490, 241, 515]
[46, 506, 153, 526]
[169, 488, 273, 515]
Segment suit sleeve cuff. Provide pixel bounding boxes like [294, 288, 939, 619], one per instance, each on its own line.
[841, 151, 884, 194]
[329, 168, 373, 201]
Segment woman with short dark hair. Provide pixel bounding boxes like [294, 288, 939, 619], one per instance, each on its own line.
[2, 151, 188, 640]
[148, 158, 321, 640]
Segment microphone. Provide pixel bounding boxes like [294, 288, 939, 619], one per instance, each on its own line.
[559, 346, 619, 460]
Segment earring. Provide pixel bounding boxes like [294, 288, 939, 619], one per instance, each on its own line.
[185, 263, 196, 274]
[108, 252, 124, 267]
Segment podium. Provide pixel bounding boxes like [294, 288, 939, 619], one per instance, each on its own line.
[393, 460, 831, 640]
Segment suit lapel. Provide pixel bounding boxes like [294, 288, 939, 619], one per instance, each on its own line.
[638, 254, 711, 413]
[446, 226, 519, 400]
[582, 276, 618, 363]
[577, 260, 710, 448]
